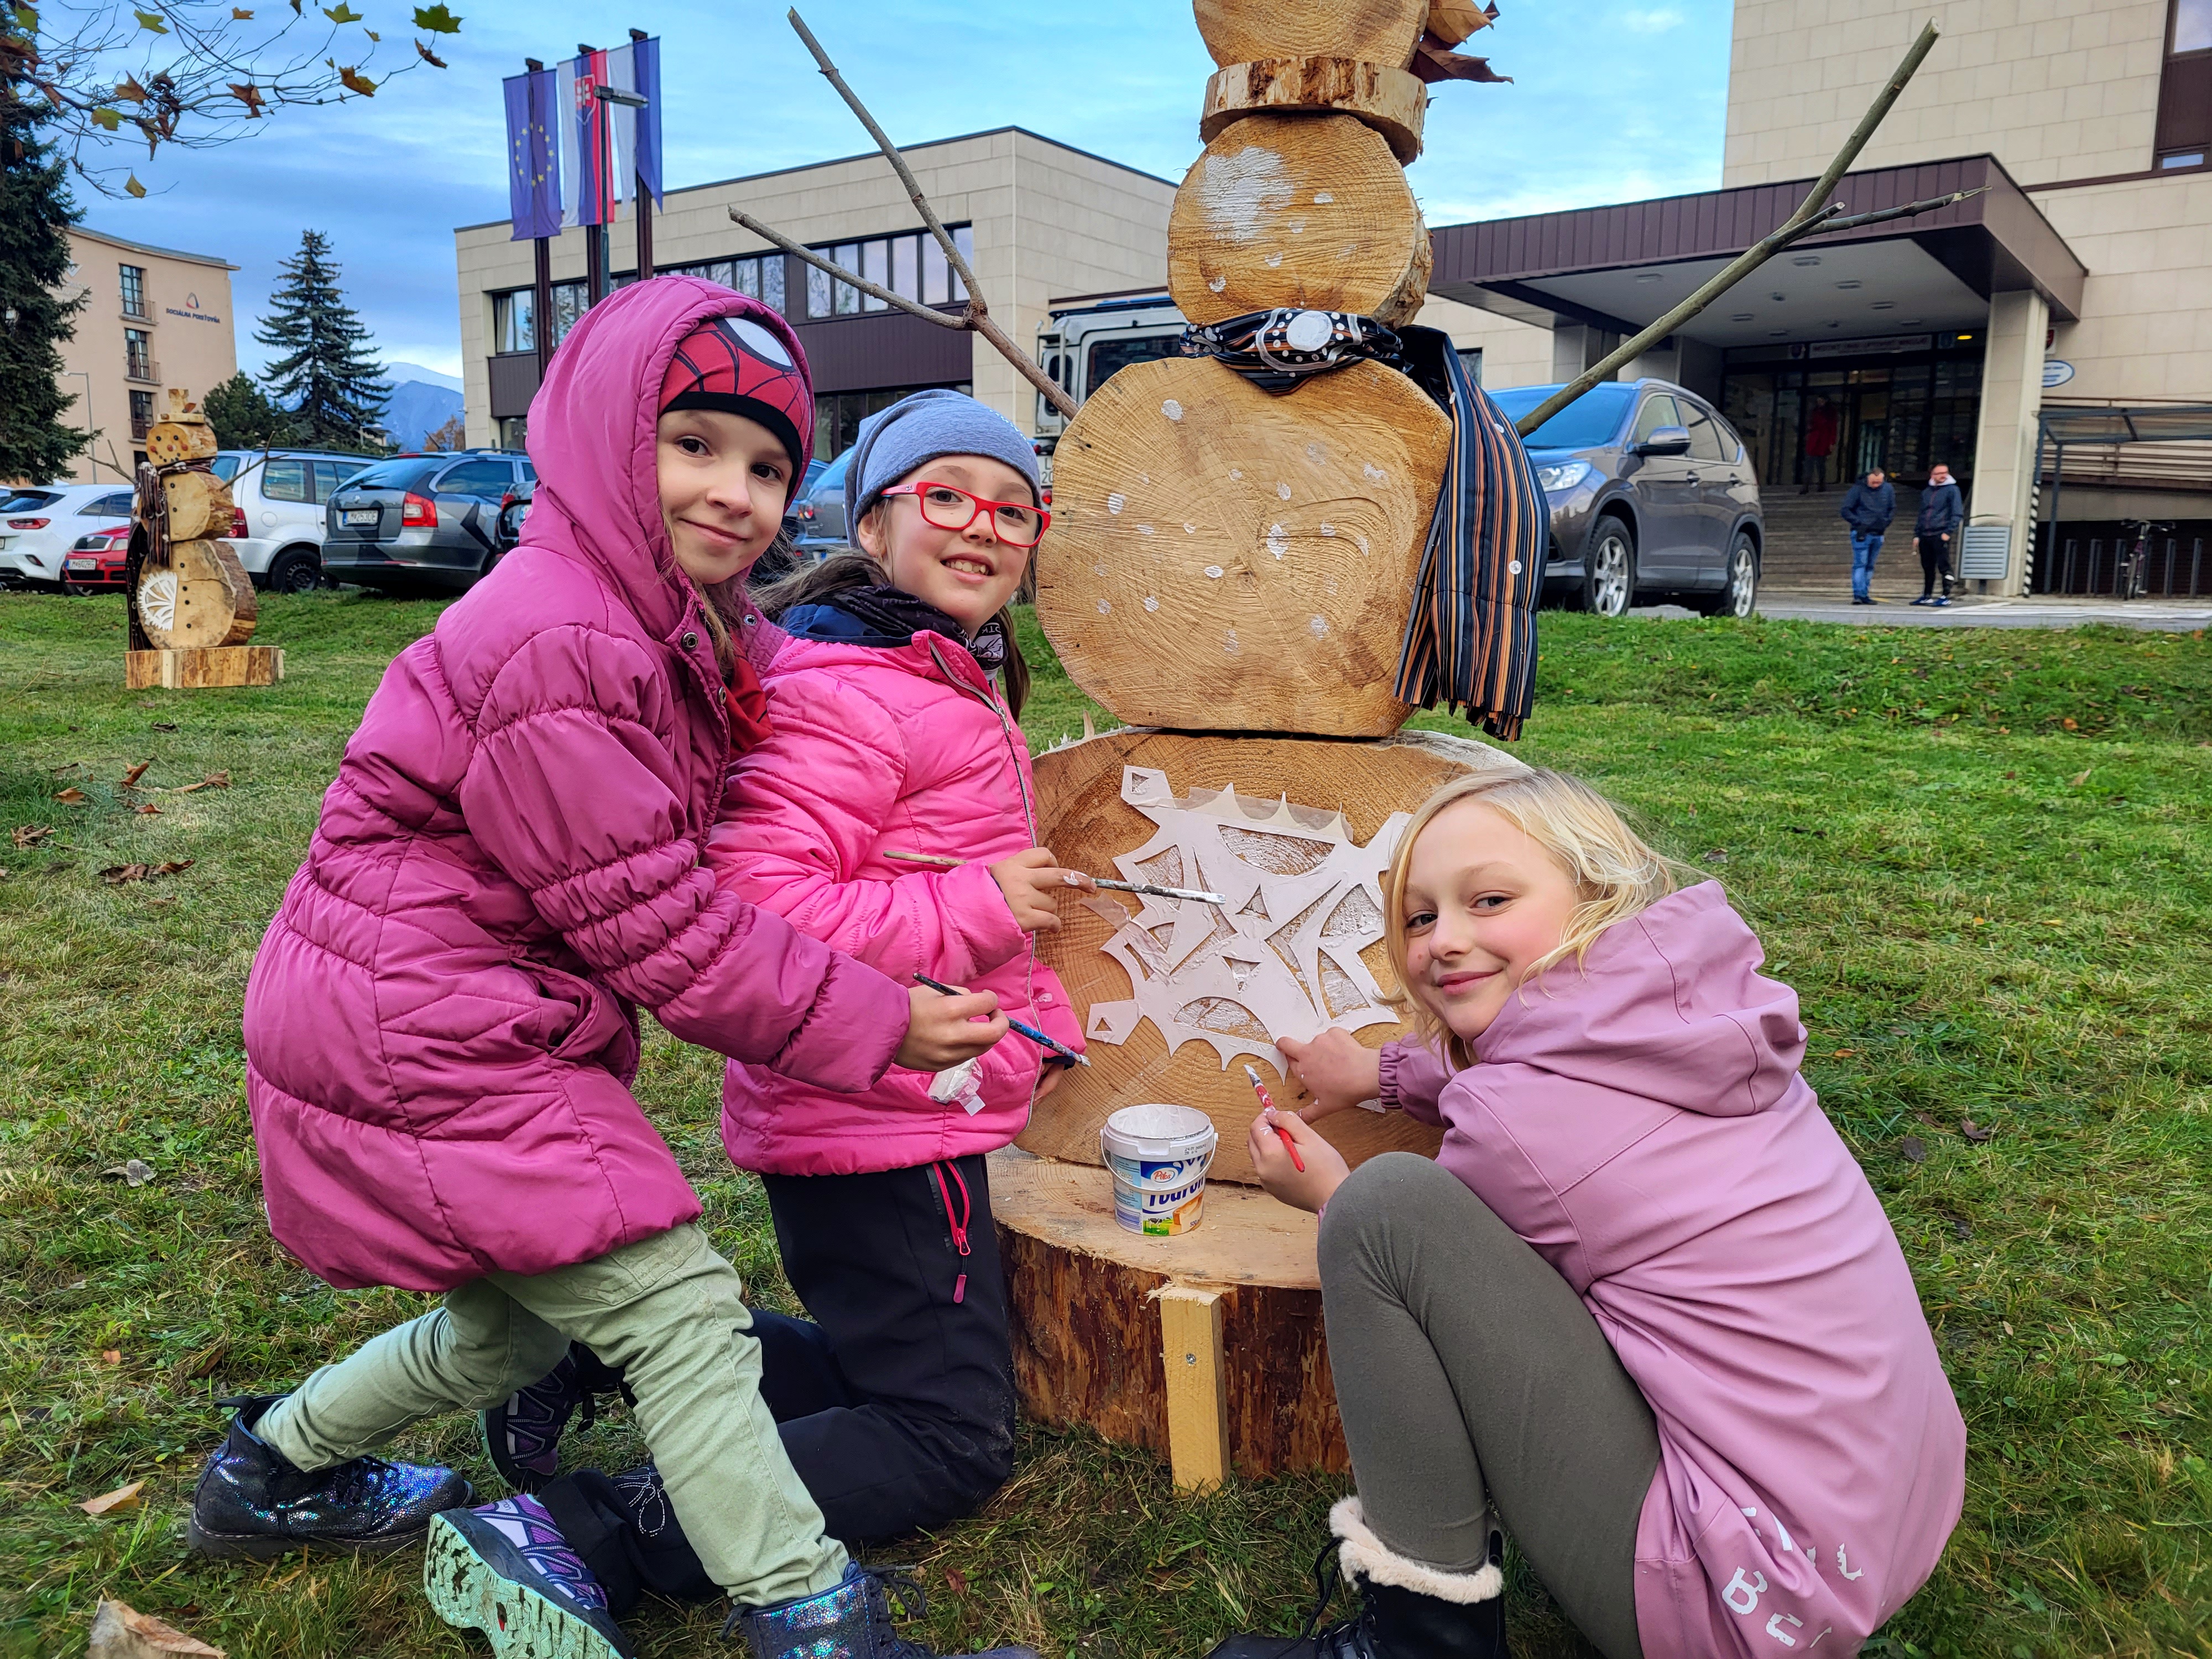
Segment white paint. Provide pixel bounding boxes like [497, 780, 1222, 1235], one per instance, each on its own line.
[1306, 441, 1326, 462]
[1308, 615, 1329, 639]
[1162, 399, 1184, 421]
[1093, 561, 1108, 576]
[1276, 481, 1292, 500]
[1194, 144, 1295, 244]
[1138, 524, 1156, 536]
[1266, 524, 1288, 559]
[1107, 492, 1126, 515]
[1319, 522, 1337, 538]
[1143, 595, 1160, 612]
[1264, 251, 1284, 268]
[1223, 629, 1239, 654]
[1097, 599, 1113, 614]
[1183, 523, 1198, 535]
[1288, 218, 1306, 234]
[1229, 468, 1243, 481]
[1314, 191, 1334, 203]
[1363, 463, 1387, 482]
[1204, 565, 1225, 579]
[1208, 274, 1227, 294]
[1355, 533, 1371, 555]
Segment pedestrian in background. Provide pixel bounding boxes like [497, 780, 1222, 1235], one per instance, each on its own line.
[1913, 463, 1964, 607]
[1839, 467, 1895, 605]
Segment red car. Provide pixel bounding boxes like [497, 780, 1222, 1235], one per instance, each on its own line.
[62, 524, 131, 594]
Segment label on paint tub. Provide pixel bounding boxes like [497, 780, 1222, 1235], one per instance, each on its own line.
[1107, 1153, 1210, 1236]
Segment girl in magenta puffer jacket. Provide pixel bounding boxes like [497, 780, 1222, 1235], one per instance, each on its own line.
[193, 279, 1020, 1659]
[498, 392, 1086, 1595]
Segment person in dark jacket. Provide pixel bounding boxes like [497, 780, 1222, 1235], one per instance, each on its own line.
[1839, 468, 1896, 604]
[1913, 463, 1965, 606]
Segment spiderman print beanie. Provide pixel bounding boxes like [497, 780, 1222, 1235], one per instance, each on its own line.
[658, 310, 815, 486]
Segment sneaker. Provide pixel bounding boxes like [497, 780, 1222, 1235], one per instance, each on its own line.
[425, 1494, 637, 1659]
[1911, 596, 1933, 606]
[189, 1394, 471, 1560]
[1851, 596, 1872, 605]
[1934, 594, 1954, 607]
[484, 1349, 586, 1492]
[728, 1563, 1038, 1659]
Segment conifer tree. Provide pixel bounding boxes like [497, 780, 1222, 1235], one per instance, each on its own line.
[255, 230, 388, 450]
[204, 370, 295, 450]
[1, 32, 91, 483]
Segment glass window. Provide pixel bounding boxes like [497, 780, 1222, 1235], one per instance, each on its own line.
[1485, 383, 1637, 449]
[922, 236, 949, 305]
[435, 458, 516, 498]
[1088, 333, 1183, 395]
[517, 460, 538, 483]
[548, 282, 588, 347]
[706, 260, 734, 290]
[952, 225, 974, 301]
[210, 456, 241, 482]
[495, 290, 534, 353]
[762, 256, 786, 316]
[892, 235, 917, 302]
[1683, 405, 1729, 462]
[808, 261, 833, 319]
[834, 243, 862, 315]
[345, 458, 442, 492]
[119, 264, 146, 317]
[2178, 0, 2210, 52]
[498, 417, 530, 451]
[89, 492, 136, 517]
[2161, 149, 2207, 167]
[1631, 395, 1683, 444]
[862, 238, 890, 310]
[263, 458, 310, 502]
[124, 327, 154, 379]
[128, 389, 155, 437]
[313, 460, 366, 502]
[1457, 347, 1483, 385]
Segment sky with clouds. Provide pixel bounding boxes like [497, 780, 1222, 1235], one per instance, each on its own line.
[77, 0, 1733, 379]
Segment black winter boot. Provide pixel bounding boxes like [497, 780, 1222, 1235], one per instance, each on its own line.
[1207, 1498, 1509, 1659]
[187, 1392, 472, 1559]
[727, 1563, 1039, 1659]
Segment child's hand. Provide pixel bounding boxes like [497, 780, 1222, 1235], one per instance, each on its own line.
[1035, 1062, 1066, 1102]
[1276, 1029, 1383, 1122]
[896, 983, 1007, 1070]
[1246, 1108, 1349, 1214]
[991, 847, 1092, 933]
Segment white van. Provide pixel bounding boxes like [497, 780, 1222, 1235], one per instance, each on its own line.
[0, 483, 138, 590]
[212, 450, 378, 592]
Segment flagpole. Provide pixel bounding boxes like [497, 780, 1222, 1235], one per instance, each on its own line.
[629, 28, 654, 281]
[526, 58, 554, 385]
[579, 41, 608, 306]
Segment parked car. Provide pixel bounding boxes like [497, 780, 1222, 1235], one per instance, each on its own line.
[1485, 378, 1764, 619]
[211, 448, 378, 593]
[321, 450, 538, 594]
[60, 522, 133, 594]
[790, 448, 854, 558]
[0, 483, 137, 591]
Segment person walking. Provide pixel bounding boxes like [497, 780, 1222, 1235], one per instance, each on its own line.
[1839, 467, 1895, 604]
[1912, 463, 1964, 606]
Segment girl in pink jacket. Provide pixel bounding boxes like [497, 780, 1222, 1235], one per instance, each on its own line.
[191, 278, 1024, 1659]
[1214, 766, 1965, 1659]
[492, 391, 1086, 1596]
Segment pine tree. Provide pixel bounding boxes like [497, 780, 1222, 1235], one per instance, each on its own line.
[204, 371, 295, 450]
[255, 230, 388, 450]
[0, 29, 91, 483]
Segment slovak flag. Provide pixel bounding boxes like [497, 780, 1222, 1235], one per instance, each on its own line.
[567, 46, 617, 229]
[502, 66, 561, 241]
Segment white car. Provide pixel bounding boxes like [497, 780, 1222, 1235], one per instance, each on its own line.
[212, 450, 378, 593]
[0, 483, 138, 591]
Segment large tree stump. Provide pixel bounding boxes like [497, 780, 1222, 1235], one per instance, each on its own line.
[1168, 113, 1429, 326]
[1201, 58, 1428, 164]
[136, 540, 257, 650]
[1019, 727, 1524, 1186]
[161, 469, 236, 542]
[1193, 0, 1430, 70]
[1036, 354, 1449, 738]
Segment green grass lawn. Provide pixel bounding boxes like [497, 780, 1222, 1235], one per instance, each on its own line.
[2, 591, 2208, 1658]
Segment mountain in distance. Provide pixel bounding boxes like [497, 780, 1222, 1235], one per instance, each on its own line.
[376, 360, 465, 450]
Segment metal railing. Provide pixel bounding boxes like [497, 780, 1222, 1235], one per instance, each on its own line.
[2039, 534, 2206, 598]
[124, 355, 161, 385]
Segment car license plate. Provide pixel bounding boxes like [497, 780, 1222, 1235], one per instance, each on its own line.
[67, 557, 97, 572]
[342, 508, 379, 526]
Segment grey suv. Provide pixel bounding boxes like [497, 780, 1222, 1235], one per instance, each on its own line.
[1487, 378, 1763, 619]
[322, 451, 536, 594]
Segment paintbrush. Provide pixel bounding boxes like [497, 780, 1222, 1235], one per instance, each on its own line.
[1244, 1063, 1306, 1173]
[883, 848, 1226, 906]
[914, 973, 1091, 1067]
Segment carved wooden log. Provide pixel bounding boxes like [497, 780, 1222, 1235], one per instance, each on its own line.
[993, 1146, 1349, 1478]
[135, 539, 257, 650]
[1168, 113, 1428, 327]
[1036, 354, 1449, 738]
[144, 419, 220, 468]
[161, 469, 236, 542]
[1194, 0, 1430, 71]
[1018, 727, 1528, 1186]
[1201, 58, 1428, 164]
[1426, 0, 1498, 46]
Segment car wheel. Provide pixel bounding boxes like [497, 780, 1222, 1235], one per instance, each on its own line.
[1580, 519, 1635, 618]
[1692, 535, 1759, 618]
[267, 547, 324, 594]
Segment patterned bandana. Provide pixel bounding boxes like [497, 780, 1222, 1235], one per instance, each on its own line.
[658, 314, 813, 478]
[785, 584, 1008, 672]
[1178, 307, 1405, 393]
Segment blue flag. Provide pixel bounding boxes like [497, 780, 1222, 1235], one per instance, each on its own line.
[503, 68, 561, 241]
[630, 35, 662, 207]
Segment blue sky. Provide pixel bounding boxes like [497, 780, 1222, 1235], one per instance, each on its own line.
[82, 0, 1734, 378]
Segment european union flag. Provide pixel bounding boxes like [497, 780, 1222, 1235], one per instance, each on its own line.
[503, 67, 561, 242]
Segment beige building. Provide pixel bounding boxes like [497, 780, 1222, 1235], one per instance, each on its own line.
[55, 226, 238, 484]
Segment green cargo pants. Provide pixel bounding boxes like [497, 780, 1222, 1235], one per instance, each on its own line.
[255, 1221, 848, 1607]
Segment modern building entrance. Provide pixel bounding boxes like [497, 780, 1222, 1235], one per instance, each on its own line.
[1719, 332, 1984, 495]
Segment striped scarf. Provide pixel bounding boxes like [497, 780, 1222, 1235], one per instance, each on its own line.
[1389, 327, 1545, 742]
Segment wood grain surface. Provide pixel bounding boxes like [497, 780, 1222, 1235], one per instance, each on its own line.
[1193, 0, 1430, 70]
[1200, 57, 1428, 164]
[134, 539, 257, 650]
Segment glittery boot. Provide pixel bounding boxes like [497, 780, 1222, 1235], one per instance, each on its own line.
[727, 1563, 1039, 1659]
[424, 1492, 637, 1659]
[187, 1392, 472, 1560]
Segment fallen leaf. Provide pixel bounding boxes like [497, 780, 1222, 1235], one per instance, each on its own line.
[102, 1159, 156, 1186]
[55, 787, 90, 805]
[134, 804, 161, 816]
[155, 859, 195, 877]
[13, 825, 55, 847]
[87, 1598, 227, 1658]
[101, 1349, 122, 1365]
[2062, 717, 2078, 731]
[1897, 1136, 1927, 1164]
[152, 722, 177, 732]
[943, 1566, 969, 1596]
[168, 771, 230, 794]
[1831, 1048, 1854, 1057]
[79, 1480, 145, 1516]
[1961, 1118, 1994, 1143]
[120, 760, 152, 787]
[2069, 766, 2092, 786]
[101, 864, 152, 885]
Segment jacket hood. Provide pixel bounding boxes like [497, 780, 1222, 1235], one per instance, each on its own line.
[523, 276, 813, 641]
[1472, 881, 1805, 1118]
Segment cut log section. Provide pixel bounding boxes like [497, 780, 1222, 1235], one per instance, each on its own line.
[1168, 113, 1428, 326]
[161, 469, 236, 542]
[1036, 354, 1449, 737]
[135, 540, 257, 650]
[124, 646, 284, 690]
[1200, 58, 1428, 165]
[1019, 727, 1527, 1186]
[993, 1146, 1349, 1478]
[144, 420, 220, 468]
[1194, 0, 1431, 71]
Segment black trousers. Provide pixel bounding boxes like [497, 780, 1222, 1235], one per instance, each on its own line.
[544, 1153, 1016, 1610]
[1917, 533, 1954, 596]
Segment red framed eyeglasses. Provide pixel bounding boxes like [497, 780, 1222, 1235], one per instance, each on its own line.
[878, 481, 1051, 548]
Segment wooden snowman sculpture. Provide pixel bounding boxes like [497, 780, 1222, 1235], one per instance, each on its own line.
[993, 0, 1526, 1490]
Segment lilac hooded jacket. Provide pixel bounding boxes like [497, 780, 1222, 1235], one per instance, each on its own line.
[709, 627, 1082, 1177]
[242, 278, 910, 1292]
[1378, 883, 1964, 1658]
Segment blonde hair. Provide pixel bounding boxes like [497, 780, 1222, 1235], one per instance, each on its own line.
[1382, 766, 1687, 1065]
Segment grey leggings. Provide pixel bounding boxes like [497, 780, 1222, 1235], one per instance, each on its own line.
[1319, 1155, 1661, 1659]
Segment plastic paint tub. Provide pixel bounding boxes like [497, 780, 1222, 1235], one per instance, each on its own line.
[1100, 1103, 1218, 1237]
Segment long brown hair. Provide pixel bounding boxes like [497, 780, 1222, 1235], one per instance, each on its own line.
[751, 549, 1032, 718]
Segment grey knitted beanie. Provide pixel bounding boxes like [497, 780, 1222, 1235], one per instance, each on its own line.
[844, 388, 1042, 526]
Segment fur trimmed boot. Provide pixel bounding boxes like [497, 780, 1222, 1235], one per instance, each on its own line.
[1206, 1498, 1509, 1658]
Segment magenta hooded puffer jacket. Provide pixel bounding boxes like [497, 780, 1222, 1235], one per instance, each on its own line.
[242, 278, 911, 1292]
[710, 627, 1083, 1177]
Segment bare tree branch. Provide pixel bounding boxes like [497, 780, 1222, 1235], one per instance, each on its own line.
[1514, 19, 1945, 437]
[728, 210, 968, 331]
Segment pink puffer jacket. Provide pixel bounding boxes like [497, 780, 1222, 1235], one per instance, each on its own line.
[241, 278, 910, 1292]
[710, 627, 1082, 1176]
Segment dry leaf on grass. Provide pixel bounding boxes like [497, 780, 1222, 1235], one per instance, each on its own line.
[102, 1159, 156, 1187]
[152, 721, 178, 732]
[79, 1479, 145, 1516]
[100, 860, 195, 885]
[121, 760, 153, 787]
[135, 805, 162, 816]
[87, 1598, 227, 1658]
[1897, 1136, 1928, 1164]
[101, 1349, 123, 1365]
[13, 825, 54, 848]
[166, 771, 231, 795]
[943, 1567, 969, 1596]
[1961, 1118, 1995, 1143]
[55, 787, 90, 805]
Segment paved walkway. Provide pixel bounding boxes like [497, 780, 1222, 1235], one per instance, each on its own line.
[1630, 595, 2212, 632]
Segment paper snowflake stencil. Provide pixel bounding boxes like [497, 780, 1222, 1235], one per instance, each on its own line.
[1082, 765, 1410, 1078]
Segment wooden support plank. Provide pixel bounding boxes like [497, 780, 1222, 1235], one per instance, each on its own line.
[125, 646, 284, 690]
[1156, 1285, 1231, 1491]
